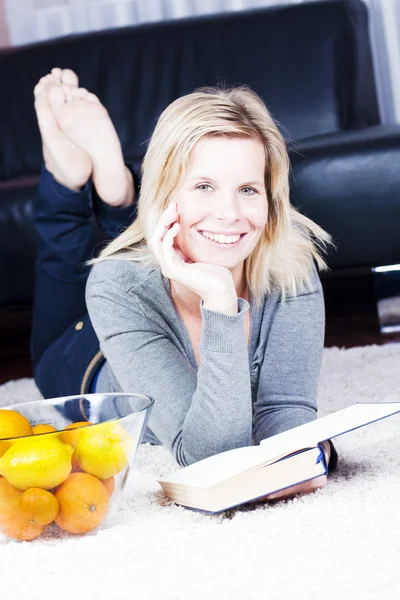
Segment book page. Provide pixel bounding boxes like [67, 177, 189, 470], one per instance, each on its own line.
[158, 444, 265, 487]
[259, 402, 400, 460]
[158, 402, 400, 489]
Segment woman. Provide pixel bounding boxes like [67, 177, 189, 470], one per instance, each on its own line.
[31, 68, 338, 502]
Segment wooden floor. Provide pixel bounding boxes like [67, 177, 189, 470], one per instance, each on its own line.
[0, 271, 399, 386]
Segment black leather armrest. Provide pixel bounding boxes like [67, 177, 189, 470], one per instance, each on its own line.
[289, 125, 400, 269]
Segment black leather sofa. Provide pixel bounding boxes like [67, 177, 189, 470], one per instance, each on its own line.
[1, 0, 400, 362]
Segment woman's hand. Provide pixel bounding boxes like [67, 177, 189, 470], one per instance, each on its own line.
[258, 474, 328, 503]
[253, 441, 330, 504]
[149, 202, 237, 303]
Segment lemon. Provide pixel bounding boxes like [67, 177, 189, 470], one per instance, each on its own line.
[0, 435, 74, 490]
[0, 409, 33, 458]
[76, 422, 134, 480]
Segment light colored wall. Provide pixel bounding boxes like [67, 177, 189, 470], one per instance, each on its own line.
[0, 0, 9, 48]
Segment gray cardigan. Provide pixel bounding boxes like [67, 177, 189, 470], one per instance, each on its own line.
[86, 258, 336, 470]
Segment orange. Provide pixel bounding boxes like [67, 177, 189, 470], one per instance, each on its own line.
[0, 513, 45, 542]
[70, 459, 84, 473]
[0, 409, 33, 439]
[54, 472, 110, 534]
[101, 476, 115, 497]
[59, 421, 93, 446]
[59, 422, 93, 472]
[32, 424, 58, 435]
[0, 409, 33, 458]
[19, 488, 59, 526]
[0, 478, 46, 541]
[0, 476, 21, 524]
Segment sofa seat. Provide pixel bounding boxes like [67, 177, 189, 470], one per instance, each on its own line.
[289, 125, 400, 269]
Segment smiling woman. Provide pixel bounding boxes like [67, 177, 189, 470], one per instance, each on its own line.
[150, 135, 269, 317]
[91, 86, 333, 308]
[31, 72, 339, 504]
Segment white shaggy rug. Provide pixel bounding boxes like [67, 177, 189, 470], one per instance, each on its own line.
[1, 343, 400, 600]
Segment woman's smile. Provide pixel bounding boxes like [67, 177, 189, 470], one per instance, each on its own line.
[172, 135, 268, 275]
[196, 229, 248, 248]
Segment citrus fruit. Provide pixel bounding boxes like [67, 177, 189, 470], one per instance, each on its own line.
[32, 424, 58, 434]
[58, 421, 93, 446]
[0, 516, 45, 542]
[0, 478, 45, 541]
[101, 476, 115, 497]
[76, 421, 133, 479]
[58, 421, 93, 472]
[0, 409, 33, 458]
[0, 435, 74, 490]
[0, 515, 45, 541]
[0, 476, 21, 523]
[19, 488, 59, 526]
[54, 472, 110, 534]
[0, 409, 33, 439]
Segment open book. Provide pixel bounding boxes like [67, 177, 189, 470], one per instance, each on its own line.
[157, 402, 400, 514]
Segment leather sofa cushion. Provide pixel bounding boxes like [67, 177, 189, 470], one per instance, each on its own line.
[0, 178, 107, 305]
[0, 178, 38, 304]
[289, 125, 400, 268]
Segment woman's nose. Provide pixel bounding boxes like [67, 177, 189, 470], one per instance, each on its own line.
[213, 192, 242, 221]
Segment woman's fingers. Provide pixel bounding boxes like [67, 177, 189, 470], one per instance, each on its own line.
[255, 474, 328, 503]
[279, 475, 327, 498]
[149, 202, 185, 281]
[153, 203, 176, 241]
[149, 201, 234, 298]
[149, 203, 177, 265]
[162, 223, 181, 272]
[159, 205, 177, 244]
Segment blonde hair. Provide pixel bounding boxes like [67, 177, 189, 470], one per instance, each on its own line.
[88, 85, 335, 308]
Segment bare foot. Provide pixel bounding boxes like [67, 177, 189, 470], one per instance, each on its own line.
[34, 68, 93, 192]
[49, 76, 134, 208]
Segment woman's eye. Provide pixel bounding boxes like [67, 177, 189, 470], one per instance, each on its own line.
[241, 187, 257, 196]
[195, 184, 258, 195]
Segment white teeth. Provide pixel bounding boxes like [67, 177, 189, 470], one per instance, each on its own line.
[201, 231, 241, 244]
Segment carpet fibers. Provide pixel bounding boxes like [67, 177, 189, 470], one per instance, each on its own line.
[0, 343, 399, 600]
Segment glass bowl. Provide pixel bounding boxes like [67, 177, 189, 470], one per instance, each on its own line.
[0, 393, 153, 541]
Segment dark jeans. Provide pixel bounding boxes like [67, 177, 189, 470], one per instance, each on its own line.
[31, 164, 138, 400]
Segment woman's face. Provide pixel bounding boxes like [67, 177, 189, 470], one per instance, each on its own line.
[170, 135, 268, 272]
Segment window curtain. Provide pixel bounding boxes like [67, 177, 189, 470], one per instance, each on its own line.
[362, 0, 400, 123]
[4, 0, 400, 123]
[3, 0, 321, 45]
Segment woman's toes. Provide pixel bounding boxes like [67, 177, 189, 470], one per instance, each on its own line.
[34, 86, 59, 137]
[34, 81, 45, 97]
[77, 88, 89, 99]
[47, 85, 67, 114]
[70, 87, 88, 100]
[61, 83, 73, 102]
[51, 67, 62, 82]
[61, 68, 79, 87]
[86, 92, 100, 104]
